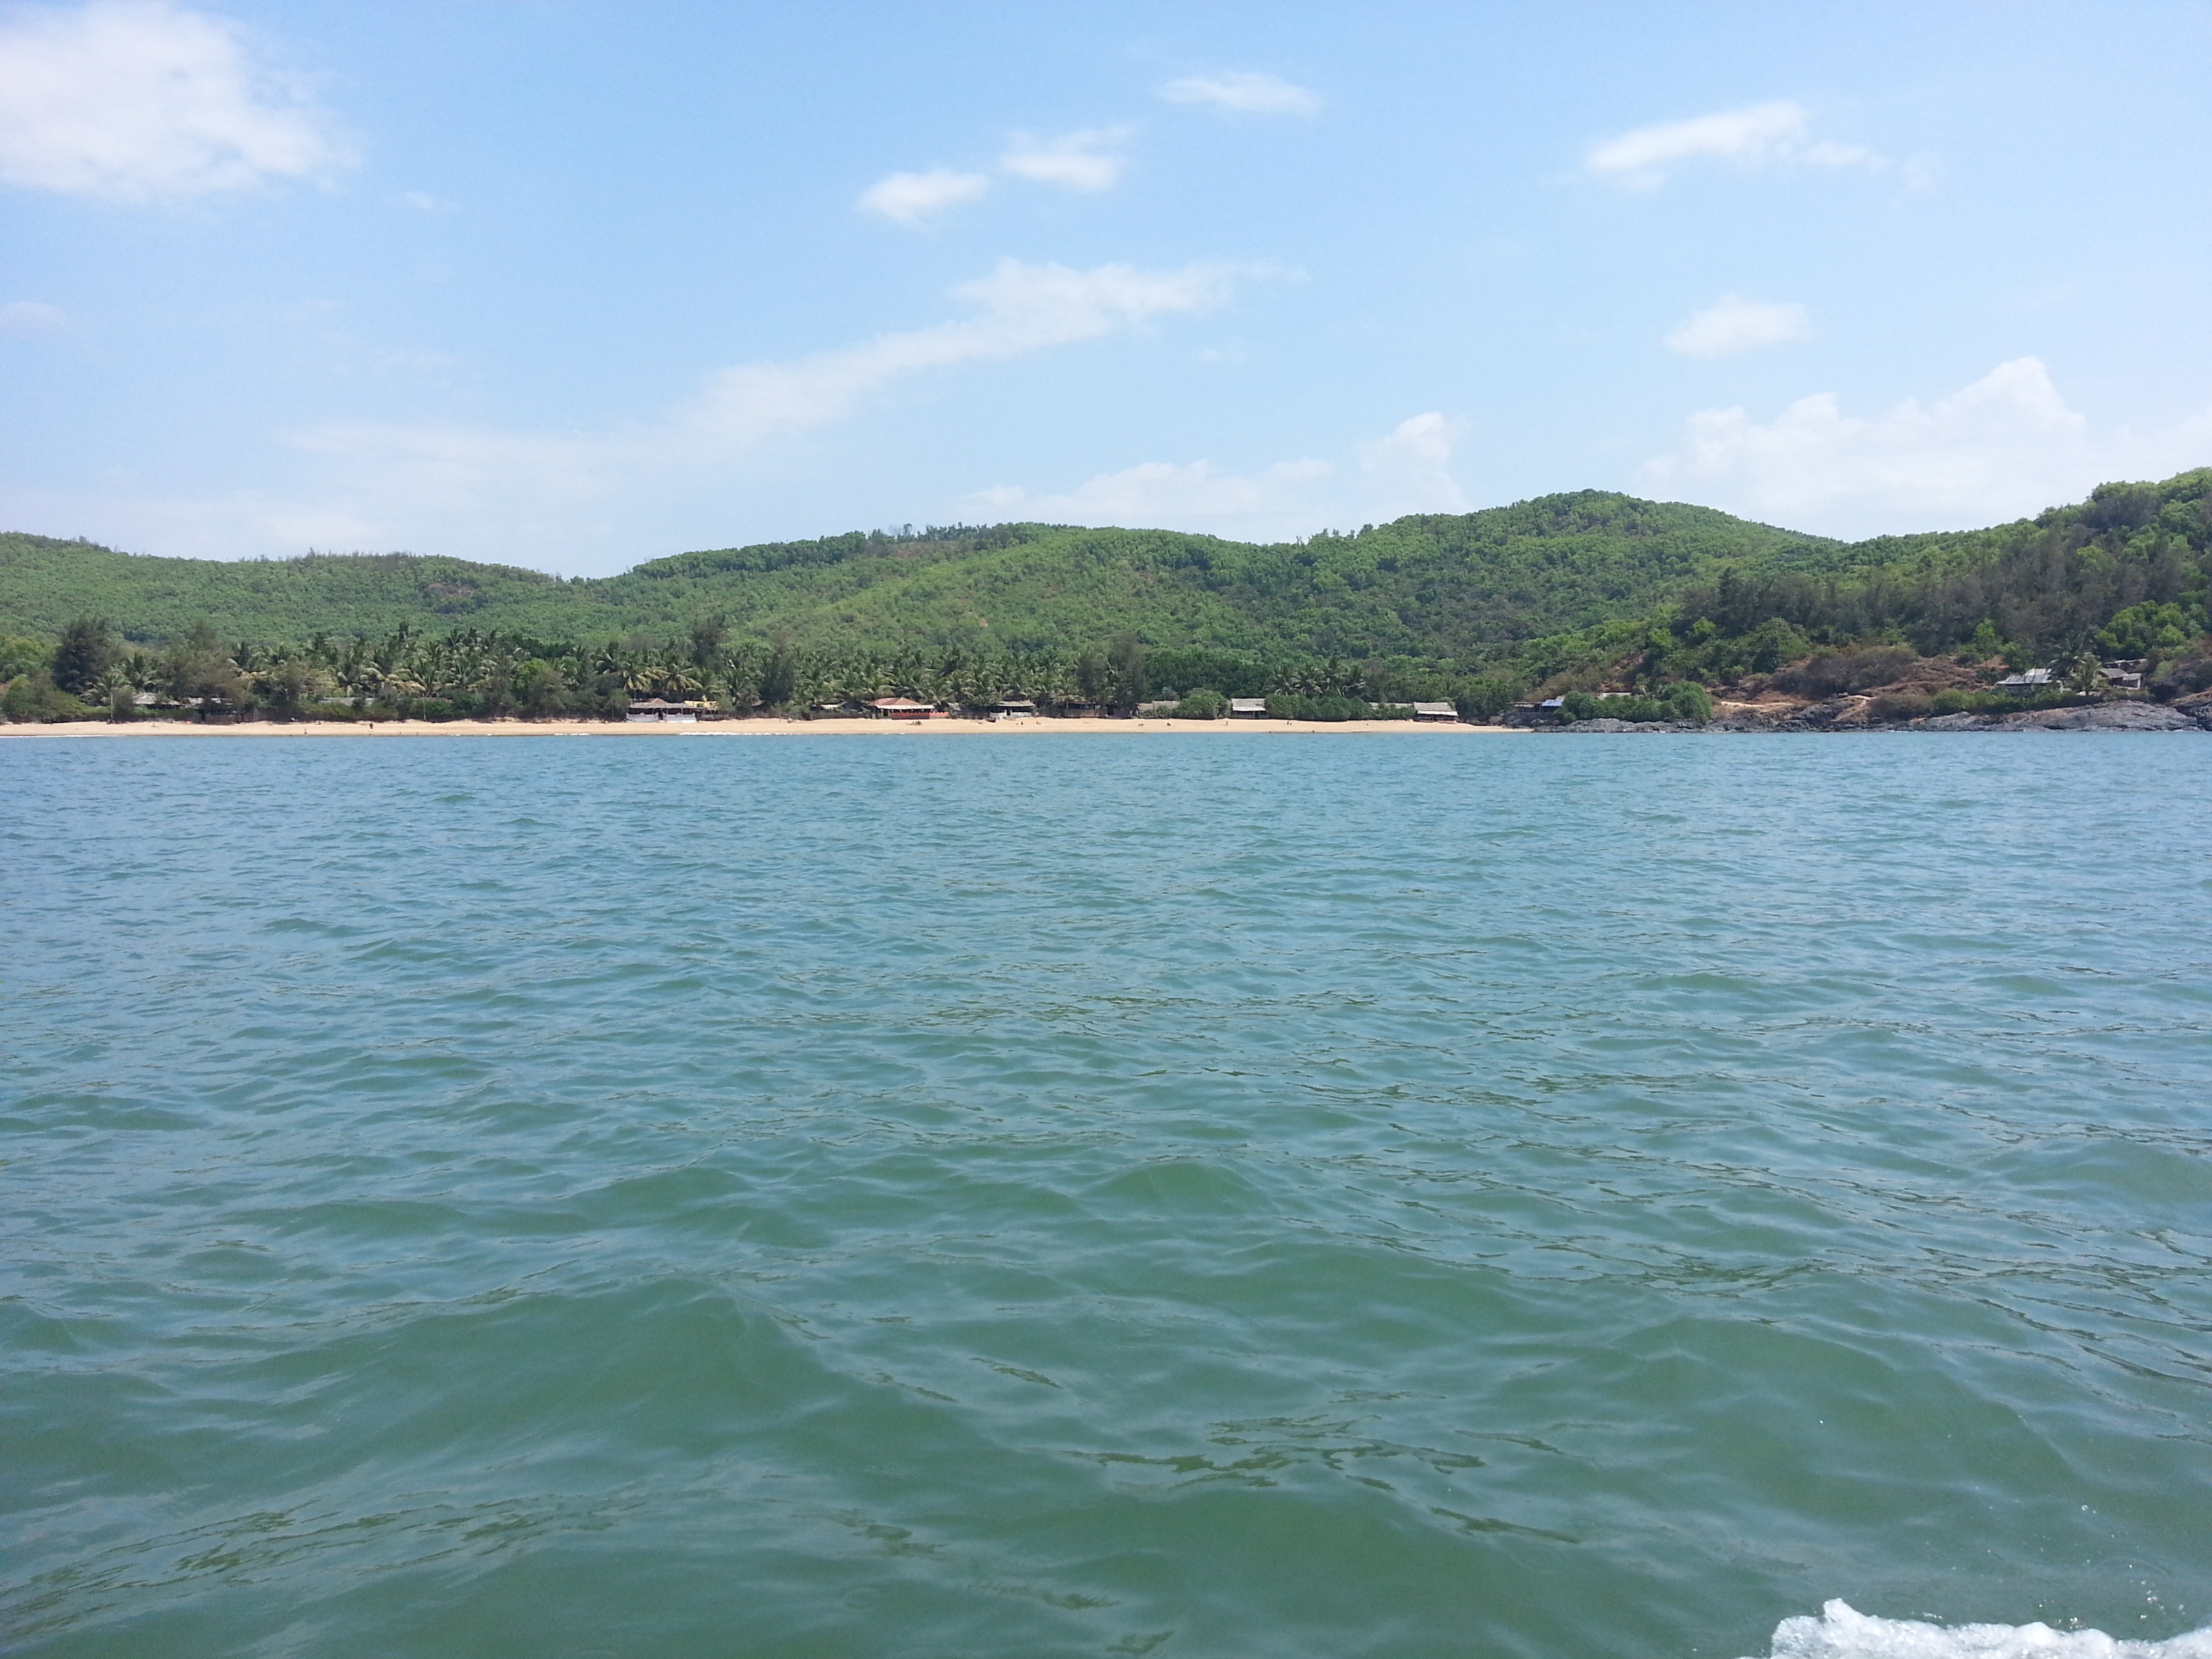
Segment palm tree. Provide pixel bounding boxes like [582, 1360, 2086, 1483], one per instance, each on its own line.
[89, 665, 136, 720]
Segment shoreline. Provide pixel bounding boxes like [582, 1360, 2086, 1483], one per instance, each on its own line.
[0, 716, 1535, 739]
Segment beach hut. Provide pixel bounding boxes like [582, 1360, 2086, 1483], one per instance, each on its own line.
[867, 697, 935, 719]
[1996, 668, 2055, 689]
[993, 699, 1039, 720]
[1229, 697, 1268, 718]
[1411, 701, 1460, 722]
[625, 697, 700, 723]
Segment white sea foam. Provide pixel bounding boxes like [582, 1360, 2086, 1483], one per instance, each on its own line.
[1750, 1601, 2212, 1659]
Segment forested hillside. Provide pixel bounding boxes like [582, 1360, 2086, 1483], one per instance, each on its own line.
[3, 471, 2207, 728]
[0, 493, 1832, 655]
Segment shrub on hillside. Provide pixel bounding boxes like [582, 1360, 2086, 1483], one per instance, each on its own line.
[1267, 693, 1368, 722]
[2149, 657, 2212, 700]
[0, 636, 48, 681]
[1562, 691, 1664, 722]
[1453, 675, 1521, 722]
[1559, 682, 1710, 724]
[2097, 602, 2200, 659]
[1868, 692, 1935, 722]
[1, 676, 92, 722]
[1772, 646, 1918, 697]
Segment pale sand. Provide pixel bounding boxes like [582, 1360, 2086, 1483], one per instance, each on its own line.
[2, 716, 1530, 739]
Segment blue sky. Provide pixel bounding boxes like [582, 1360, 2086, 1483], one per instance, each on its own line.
[1, 0, 2208, 575]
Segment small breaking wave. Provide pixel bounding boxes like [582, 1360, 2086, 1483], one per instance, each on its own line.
[1751, 1602, 2212, 1659]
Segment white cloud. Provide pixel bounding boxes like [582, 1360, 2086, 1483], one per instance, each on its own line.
[250, 259, 1248, 562]
[33, 261, 1246, 565]
[1356, 412, 1469, 518]
[1663, 295, 1812, 358]
[1642, 358, 2212, 536]
[678, 259, 1242, 447]
[972, 458, 1336, 537]
[998, 127, 1130, 193]
[1158, 71, 1321, 117]
[855, 166, 990, 228]
[0, 300, 68, 333]
[1586, 101, 1879, 188]
[0, 0, 351, 202]
[968, 411, 1468, 542]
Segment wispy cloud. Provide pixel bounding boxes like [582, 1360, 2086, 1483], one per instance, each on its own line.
[1158, 71, 1321, 117]
[855, 166, 991, 228]
[676, 259, 1243, 446]
[1642, 359, 2212, 536]
[859, 122, 1140, 230]
[0, 300, 68, 333]
[1355, 413, 1469, 517]
[257, 259, 1250, 561]
[1663, 295, 1812, 359]
[998, 126, 1131, 193]
[968, 411, 1467, 541]
[1586, 101, 1877, 188]
[972, 458, 1335, 534]
[0, 0, 352, 202]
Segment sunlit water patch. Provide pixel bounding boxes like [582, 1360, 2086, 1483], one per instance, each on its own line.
[4, 733, 2209, 1658]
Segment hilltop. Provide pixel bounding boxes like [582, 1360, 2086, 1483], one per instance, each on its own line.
[3, 471, 2207, 729]
[0, 492, 1841, 656]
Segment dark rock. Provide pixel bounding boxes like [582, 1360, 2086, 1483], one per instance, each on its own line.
[1713, 707, 1788, 730]
[1793, 696, 1864, 729]
[1996, 703, 2200, 732]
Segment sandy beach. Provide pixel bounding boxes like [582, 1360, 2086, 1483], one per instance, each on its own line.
[1, 716, 1533, 739]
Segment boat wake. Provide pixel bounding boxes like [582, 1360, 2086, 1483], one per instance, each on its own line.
[1753, 1603, 2212, 1658]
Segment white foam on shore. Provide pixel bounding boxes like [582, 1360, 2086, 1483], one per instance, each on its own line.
[1750, 1602, 2212, 1659]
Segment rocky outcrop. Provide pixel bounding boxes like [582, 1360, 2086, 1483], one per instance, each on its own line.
[1993, 702, 2203, 732]
[1711, 701, 1798, 729]
[1549, 699, 2210, 734]
[1780, 696, 1871, 730]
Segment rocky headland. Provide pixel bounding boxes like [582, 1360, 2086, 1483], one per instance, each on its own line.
[1557, 691, 2212, 735]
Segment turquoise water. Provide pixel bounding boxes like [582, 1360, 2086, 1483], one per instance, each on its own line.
[5, 733, 2211, 1659]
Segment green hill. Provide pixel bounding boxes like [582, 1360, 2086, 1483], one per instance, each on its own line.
[0, 492, 1837, 655]
[4, 472, 2207, 726]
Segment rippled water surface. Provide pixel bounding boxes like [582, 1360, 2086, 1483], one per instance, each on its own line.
[6, 732, 2211, 1659]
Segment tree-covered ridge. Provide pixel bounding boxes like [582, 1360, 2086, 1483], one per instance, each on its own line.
[0, 492, 1835, 655]
[3, 472, 2208, 732]
[0, 533, 570, 642]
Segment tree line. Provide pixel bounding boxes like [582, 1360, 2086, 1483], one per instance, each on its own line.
[0, 619, 1541, 723]
[5, 472, 2207, 726]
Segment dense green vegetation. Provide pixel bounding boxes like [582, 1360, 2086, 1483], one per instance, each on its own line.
[0, 495, 1834, 655]
[3, 470, 2208, 726]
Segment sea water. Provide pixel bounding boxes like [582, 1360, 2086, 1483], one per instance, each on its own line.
[4, 732, 2209, 1659]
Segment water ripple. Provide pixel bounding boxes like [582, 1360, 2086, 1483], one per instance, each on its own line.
[4, 734, 2209, 1658]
